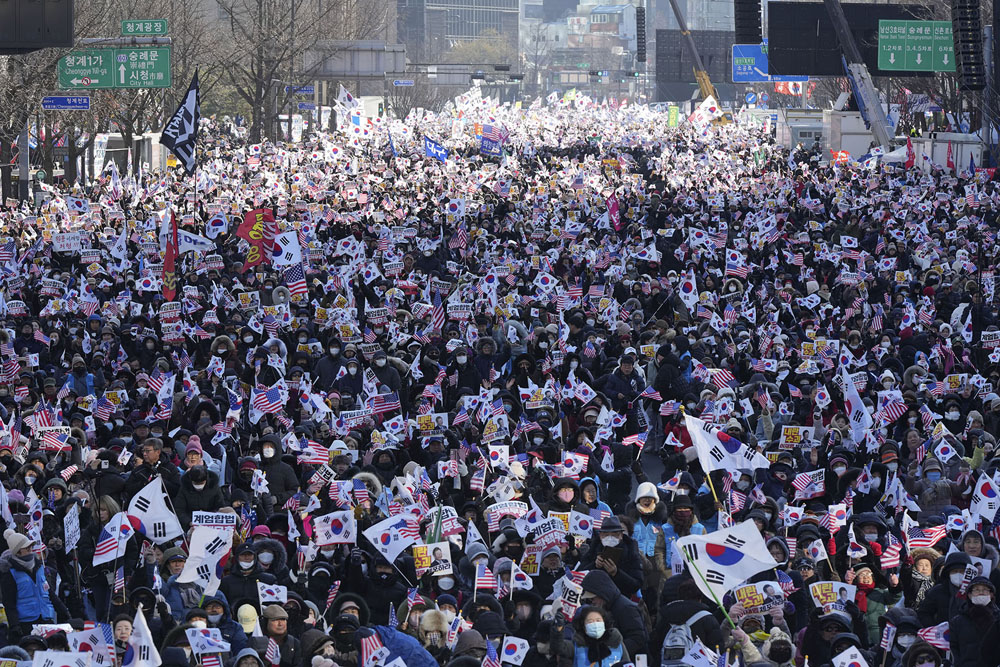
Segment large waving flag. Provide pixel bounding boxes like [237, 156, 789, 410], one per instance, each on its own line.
[123, 606, 160, 667]
[684, 413, 770, 473]
[838, 365, 873, 440]
[676, 519, 777, 602]
[362, 514, 420, 564]
[126, 476, 183, 544]
[93, 512, 137, 566]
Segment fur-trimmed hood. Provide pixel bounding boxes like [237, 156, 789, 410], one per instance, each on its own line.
[252, 537, 288, 573]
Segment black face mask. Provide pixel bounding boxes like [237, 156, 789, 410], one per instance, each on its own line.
[375, 570, 396, 586]
[770, 646, 792, 663]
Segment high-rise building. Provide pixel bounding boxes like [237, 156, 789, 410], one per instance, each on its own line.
[399, 0, 519, 60]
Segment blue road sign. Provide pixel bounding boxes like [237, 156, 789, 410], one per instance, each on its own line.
[285, 85, 314, 96]
[761, 93, 769, 102]
[42, 95, 90, 110]
[392, 80, 415, 87]
[732, 40, 809, 83]
[297, 102, 316, 111]
[745, 92, 758, 105]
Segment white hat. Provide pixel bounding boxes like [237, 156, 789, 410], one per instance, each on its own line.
[4, 529, 31, 554]
[635, 481, 658, 502]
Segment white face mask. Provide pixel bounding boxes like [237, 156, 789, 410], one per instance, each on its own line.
[601, 536, 620, 547]
[193, 482, 206, 491]
[191, 620, 207, 629]
[886, 462, 898, 472]
[950, 571, 965, 586]
[348, 366, 358, 375]
[896, 634, 916, 647]
[438, 576, 455, 590]
[947, 411, 960, 420]
[258, 552, 275, 565]
[243, 336, 254, 344]
[833, 466, 846, 477]
[456, 355, 468, 364]
[972, 594, 992, 606]
[262, 447, 275, 458]
[569, 361, 578, 369]
[239, 560, 255, 570]
[374, 359, 386, 367]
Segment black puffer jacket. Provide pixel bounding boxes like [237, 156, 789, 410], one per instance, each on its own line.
[580, 569, 648, 658]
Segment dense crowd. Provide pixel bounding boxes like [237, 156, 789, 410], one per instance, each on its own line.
[0, 87, 995, 667]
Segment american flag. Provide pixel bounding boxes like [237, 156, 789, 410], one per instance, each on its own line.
[353, 478, 371, 505]
[920, 404, 936, 429]
[202, 656, 222, 667]
[40, 431, 70, 451]
[114, 566, 125, 594]
[388, 603, 399, 628]
[659, 401, 680, 415]
[482, 637, 501, 667]
[583, 340, 597, 358]
[251, 385, 284, 414]
[776, 568, 797, 594]
[431, 291, 446, 331]
[475, 562, 497, 590]
[360, 631, 387, 667]
[0, 241, 15, 263]
[638, 386, 662, 401]
[479, 124, 502, 141]
[917, 622, 950, 650]
[905, 523, 947, 549]
[366, 392, 401, 415]
[33, 330, 50, 346]
[155, 396, 173, 421]
[363, 327, 377, 344]
[265, 637, 280, 666]
[711, 369, 737, 389]
[788, 385, 802, 399]
[326, 581, 341, 609]
[94, 396, 115, 421]
[60, 465, 79, 481]
[880, 622, 897, 651]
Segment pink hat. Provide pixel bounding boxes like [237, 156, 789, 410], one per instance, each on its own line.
[185, 436, 203, 455]
[251, 525, 272, 538]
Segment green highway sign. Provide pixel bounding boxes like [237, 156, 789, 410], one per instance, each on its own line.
[59, 47, 172, 89]
[115, 47, 172, 88]
[878, 20, 955, 72]
[121, 19, 168, 36]
[58, 49, 115, 89]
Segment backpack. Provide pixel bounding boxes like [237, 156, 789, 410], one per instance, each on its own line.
[660, 609, 713, 666]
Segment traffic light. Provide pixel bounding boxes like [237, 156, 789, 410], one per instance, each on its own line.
[378, 102, 384, 117]
[734, 0, 763, 45]
[636, 7, 647, 63]
[589, 70, 599, 77]
[952, 0, 985, 91]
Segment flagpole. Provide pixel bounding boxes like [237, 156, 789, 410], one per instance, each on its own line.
[679, 546, 737, 629]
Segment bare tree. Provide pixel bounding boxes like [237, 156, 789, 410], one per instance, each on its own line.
[385, 76, 447, 118]
[214, 0, 389, 143]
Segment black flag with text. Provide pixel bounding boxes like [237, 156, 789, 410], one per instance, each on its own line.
[159, 70, 201, 175]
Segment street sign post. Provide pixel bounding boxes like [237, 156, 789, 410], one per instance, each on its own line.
[878, 20, 955, 72]
[121, 20, 168, 36]
[392, 80, 415, 87]
[745, 92, 758, 105]
[42, 96, 91, 111]
[59, 47, 171, 89]
[285, 85, 315, 96]
[297, 102, 316, 111]
[732, 40, 809, 83]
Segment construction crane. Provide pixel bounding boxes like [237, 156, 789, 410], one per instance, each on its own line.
[664, 0, 720, 102]
[823, 0, 896, 149]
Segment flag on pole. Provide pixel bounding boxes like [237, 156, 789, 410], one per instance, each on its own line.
[123, 606, 160, 667]
[676, 519, 778, 602]
[159, 71, 201, 175]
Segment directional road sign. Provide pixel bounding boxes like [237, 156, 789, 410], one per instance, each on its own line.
[732, 40, 809, 83]
[59, 47, 171, 89]
[58, 49, 115, 89]
[285, 85, 315, 96]
[121, 20, 168, 36]
[42, 96, 91, 111]
[745, 92, 757, 105]
[392, 79, 415, 87]
[878, 20, 955, 72]
[297, 102, 316, 111]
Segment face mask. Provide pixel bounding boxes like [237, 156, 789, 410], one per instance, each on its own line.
[503, 404, 513, 413]
[374, 359, 386, 368]
[881, 341, 891, 349]
[770, 646, 792, 663]
[24, 475, 36, 485]
[895, 634, 916, 648]
[207, 613, 223, 624]
[193, 482, 206, 491]
[863, 532, 878, 542]
[456, 355, 467, 364]
[258, 552, 275, 565]
[764, 512, 772, 522]
[972, 595, 992, 606]
[947, 411, 960, 420]
[441, 610, 456, 623]
[736, 480, 750, 491]
[586, 319, 596, 327]
[915, 661, 936, 667]
[539, 341, 548, 349]
[533, 437, 544, 446]
[926, 471, 941, 482]
[950, 571, 965, 586]
[570, 361, 578, 369]
[330, 347, 340, 355]
[585, 621, 605, 639]
[537, 642, 550, 656]
[348, 366, 358, 375]
[601, 536, 620, 547]
[833, 466, 846, 477]
[516, 605, 532, 620]
[191, 620, 207, 629]
[438, 576, 455, 590]
[244, 336, 254, 344]
[886, 462, 898, 472]
[239, 560, 255, 570]
[262, 447, 275, 458]
[908, 417, 917, 425]
[558, 489, 575, 502]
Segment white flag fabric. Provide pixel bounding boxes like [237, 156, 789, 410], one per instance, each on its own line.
[838, 366, 873, 440]
[126, 476, 184, 544]
[362, 514, 420, 564]
[176, 526, 233, 596]
[510, 562, 533, 591]
[971, 472, 1000, 523]
[676, 520, 778, 603]
[257, 581, 288, 604]
[109, 224, 128, 261]
[337, 84, 361, 110]
[185, 627, 232, 655]
[92, 512, 136, 566]
[32, 650, 91, 667]
[684, 414, 770, 473]
[499, 637, 529, 665]
[67, 626, 113, 667]
[123, 607, 160, 667]
[176, 229, 215, 255]
[312, 510, 357, 545]
[832, 646, 870, 667]
[272, 231, 303, 266]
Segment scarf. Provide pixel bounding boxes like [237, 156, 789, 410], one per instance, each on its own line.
[856, 581, 875, 612]
[912, 571, 933, 605]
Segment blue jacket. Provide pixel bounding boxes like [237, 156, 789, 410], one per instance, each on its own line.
[579, 477, 613, 518]
[201, 591, 249, 655]
[0, 552, 55, 626]
[661, 521, 706, 567]
[366, 626, 437, 667]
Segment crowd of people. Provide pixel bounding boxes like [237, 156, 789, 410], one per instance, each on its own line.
[0, 86, 995, 667]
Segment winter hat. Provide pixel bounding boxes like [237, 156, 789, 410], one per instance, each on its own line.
[4, 529, 32, 554]
[635, 481, 658, 502]
[185, 436, 203, 455]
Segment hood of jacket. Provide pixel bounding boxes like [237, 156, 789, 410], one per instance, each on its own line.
[581, 569, 622, 606]
[253, 537, 288, 573]
[231, 647, 265, 667]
